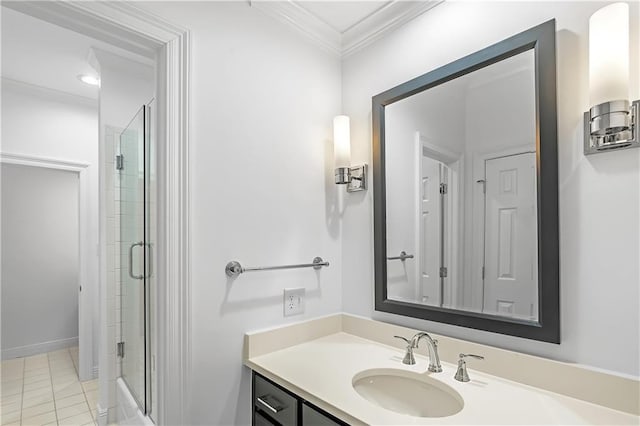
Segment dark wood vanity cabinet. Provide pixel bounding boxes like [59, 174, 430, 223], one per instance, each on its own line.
[252, 372, 348, 426]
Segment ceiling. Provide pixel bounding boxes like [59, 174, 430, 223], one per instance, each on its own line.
[252, 0, 443, 57]
[1, 7, 151, 100]
[1, 1, 442, 99]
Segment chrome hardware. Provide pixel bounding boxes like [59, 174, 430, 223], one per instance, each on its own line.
[439, 266, 448, 278]
[413, 332, 442, 373]
[439, 183, 448, 194]
[117, 341, 125, 358]
[584, 99, 639, 154]
[476, 179, 486, 193]
[257, 395, 284, 414]
[335, 164, 367, 192]
[394, 332, 443, 373]
[393, 336, 416, 365]
[115, 154, 124, 170]
[127, 242, 152, 279]
[387, 251, 414, 262]
[225, 257, 329, 278]
[128, 241, 144, 280]
[454, 353, 484, 382]
[334, 166, 350, 184]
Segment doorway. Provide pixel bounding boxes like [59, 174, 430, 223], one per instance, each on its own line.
[1, 2, 190, 423]
[414, 132, 463, 309]
[0, 157, 99, 424]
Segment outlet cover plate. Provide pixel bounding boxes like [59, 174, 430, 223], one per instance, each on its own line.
[283, 288, 305, 316]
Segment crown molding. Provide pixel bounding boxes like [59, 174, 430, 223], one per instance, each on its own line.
[250, 0, 444, 58]
[250, 0, 342, 56]
[342, 0, 444, 58]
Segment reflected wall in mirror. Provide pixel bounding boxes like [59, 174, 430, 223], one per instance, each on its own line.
[385, 50, 538, 321]
[373, 20, 559, 343]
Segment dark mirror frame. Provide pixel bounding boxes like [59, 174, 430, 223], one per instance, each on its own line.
[372, 19, 559, 343]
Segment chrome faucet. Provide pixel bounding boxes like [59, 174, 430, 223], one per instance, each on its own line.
[393, 332, 442, 373]
[454, 353, 484, 382]
[413, 332, 442, 373]
[393, 335, 416, 365]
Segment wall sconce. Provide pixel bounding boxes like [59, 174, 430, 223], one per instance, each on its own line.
[334, 115, 367, 192]
[584, 2, 638, 155]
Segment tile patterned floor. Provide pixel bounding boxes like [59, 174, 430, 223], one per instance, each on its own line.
[1, 347, 98, 426]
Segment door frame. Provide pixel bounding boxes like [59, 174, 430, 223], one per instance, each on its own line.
[414, 132, 463, 308]
[0, 153, 91, 379]
[2, 2, 192, 425]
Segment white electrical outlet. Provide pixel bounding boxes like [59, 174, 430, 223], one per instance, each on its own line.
[283, 288, 305, 316]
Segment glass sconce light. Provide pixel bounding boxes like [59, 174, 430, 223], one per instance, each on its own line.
[584, 2, 638, 154]
[334, 115, 367, 192]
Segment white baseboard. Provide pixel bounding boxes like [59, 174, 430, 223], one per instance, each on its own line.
[1, 336, 78, 360]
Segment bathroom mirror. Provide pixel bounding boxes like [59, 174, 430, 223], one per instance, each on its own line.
[373, 20, 559, 343]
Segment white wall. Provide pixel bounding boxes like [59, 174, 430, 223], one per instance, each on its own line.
[136, 2, 343, 424]
[0, 81, 98, 166]
[1, 164, 79, 358]
[342, 1, 640, 377]
[0, 80, 99, 365]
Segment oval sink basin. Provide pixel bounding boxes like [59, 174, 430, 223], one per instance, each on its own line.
[352, 369, 463, 418]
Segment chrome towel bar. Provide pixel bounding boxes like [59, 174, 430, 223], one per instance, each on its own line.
[387, 251, 414, 261]
[225, 256, 329, 278]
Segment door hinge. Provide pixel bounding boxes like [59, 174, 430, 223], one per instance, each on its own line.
[439, 267, 448, 278]
[482, 266, 485, 280]
[115, 154, 124, 170]
[439, 183, 448, 195]
[117, 342, 125, 358]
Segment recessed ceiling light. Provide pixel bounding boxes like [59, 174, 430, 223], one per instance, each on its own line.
[77, 74, 100, 87]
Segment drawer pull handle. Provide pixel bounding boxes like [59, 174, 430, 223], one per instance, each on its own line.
[257, 395, 284, 414]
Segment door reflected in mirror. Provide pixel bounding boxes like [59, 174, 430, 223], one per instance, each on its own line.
[385, 50, 539, 322]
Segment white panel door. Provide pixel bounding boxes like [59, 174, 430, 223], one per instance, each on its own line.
[418, 156, 442, 305]
[483, 152, 538, 319]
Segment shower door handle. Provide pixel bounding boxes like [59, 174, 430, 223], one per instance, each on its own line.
[129, 241, 145, 280]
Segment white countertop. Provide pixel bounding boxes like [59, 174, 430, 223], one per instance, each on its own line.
[246, 332, 638, 425]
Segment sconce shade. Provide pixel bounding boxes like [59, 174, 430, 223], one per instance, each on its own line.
[333, 115, 351, 169]
[589, 2, 629, 106]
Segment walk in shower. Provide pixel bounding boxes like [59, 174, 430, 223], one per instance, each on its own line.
[117, 102, 156, 419]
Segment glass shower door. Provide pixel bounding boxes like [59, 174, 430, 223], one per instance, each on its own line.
[119, 105, 151, 413]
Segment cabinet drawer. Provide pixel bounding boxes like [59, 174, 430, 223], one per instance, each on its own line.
[302, 402, 345, 426]
[302, 403, 338, 426]
[254, 374, 298, 426]
[254, 410, 278, 426]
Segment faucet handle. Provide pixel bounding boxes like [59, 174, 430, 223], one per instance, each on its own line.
[393, 335, 411, 345]
[454, 353, 484, 382]
[459, 353, 484, 361]
[393, 336, 416, 365]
